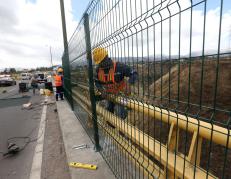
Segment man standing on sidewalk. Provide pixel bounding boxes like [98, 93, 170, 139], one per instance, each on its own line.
[55, 67, 64, 101]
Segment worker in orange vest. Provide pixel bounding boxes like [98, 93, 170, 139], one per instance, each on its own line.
[55, 67, 64, 101]
[93, 47, 138, 119]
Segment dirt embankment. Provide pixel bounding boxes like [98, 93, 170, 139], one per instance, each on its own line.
[129, 58, 231, 131]
[150, 59, 231, 112]
[129, 58, 231, 178]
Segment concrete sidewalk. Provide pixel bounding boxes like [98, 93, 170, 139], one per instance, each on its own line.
[56, 100, 115, 179]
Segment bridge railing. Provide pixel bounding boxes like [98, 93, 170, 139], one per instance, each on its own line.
[63, 0, 231, 178]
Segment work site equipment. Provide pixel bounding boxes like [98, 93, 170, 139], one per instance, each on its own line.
[18, 82, 29, 93]
[69, 162, 97, 170]
[3, 143, 20, 156]
[61, 0, 231, 178]
[45, 82, 53, 92]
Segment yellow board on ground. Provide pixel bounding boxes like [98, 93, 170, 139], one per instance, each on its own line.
[69, 162, 97, 170]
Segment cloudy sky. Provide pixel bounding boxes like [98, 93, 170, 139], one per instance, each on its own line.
[0, 0, 89, 69]
[87, 0, 231, 59]
[0, 0, 231, 69]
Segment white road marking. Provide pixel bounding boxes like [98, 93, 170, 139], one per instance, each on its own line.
[29, 96, 48, 179]
[7, 87, 17, 93]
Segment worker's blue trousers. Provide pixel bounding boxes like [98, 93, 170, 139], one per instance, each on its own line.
[56, 86, 64, 100]
[107, 101, 128, 119]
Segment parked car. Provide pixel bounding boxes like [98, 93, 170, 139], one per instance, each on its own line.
[36, 72, 47, 83]
[0, 75, 17, 86]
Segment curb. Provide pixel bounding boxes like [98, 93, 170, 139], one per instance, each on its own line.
[56, 100, 115, 179]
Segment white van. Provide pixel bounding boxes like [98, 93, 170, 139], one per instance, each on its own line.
[21, 73, 31, 81]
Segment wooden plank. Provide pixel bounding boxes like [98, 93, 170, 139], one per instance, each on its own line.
[110, 95, 231, 149]
[73, 91, 218, 179]
[168, 122, 179, 151]
[73, 95, 163, 178]
[167, 122, 180, 179]
[96, 102, 217, 179]
[187, 131, 203, 166]
[99, 119, 165, 179]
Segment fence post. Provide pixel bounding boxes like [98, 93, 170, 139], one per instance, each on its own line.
[59, 0, 74, 110]
[83, 13, 101, 151]
[62, 53, 71, 104]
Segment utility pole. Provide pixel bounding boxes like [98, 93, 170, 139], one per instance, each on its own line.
[60, 0, 69, 54]
[59, 0, 73, 110]
[229, 25, 231, 52]
[49, 46, 53, 68]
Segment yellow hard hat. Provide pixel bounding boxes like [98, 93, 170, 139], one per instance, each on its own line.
[92, 47, 108, 64]
[57, 67, 63, 73]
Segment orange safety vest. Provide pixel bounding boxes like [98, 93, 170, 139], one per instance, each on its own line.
[55, 75, 63, 87]
[98, 61, 126, 94]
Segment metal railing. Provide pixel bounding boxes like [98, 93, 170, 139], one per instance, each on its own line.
[63, 0, 231, 178]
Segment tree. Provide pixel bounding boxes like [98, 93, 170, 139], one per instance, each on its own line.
[4, 68, 8, 74]
[10, 68, 16, 73]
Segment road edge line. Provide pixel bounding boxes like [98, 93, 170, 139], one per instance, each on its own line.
[29, 96, 48, 179]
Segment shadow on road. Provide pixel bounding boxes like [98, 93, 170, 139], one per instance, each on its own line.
[0, 96, 31, 109]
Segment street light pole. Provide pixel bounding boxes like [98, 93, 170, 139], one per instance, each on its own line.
[49, 46, 53, 68]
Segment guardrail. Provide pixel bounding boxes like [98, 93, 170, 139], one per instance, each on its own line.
[62, 0, 231, 178]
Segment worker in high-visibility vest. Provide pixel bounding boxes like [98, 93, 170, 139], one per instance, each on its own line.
[93, 47, 138, 119]
[55, 67, 64, 101]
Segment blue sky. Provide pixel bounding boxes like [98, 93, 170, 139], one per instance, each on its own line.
[193, 0, 231, 12]
[70, 0, 231, 19]
[71, 0, 90, 21]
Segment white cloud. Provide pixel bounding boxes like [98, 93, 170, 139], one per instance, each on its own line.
[88, 0, 231, 59]
[0, 0, 78, 69]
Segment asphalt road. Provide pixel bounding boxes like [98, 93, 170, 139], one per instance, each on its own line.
[0, 84, 18, 99]
[0, 84, 44, 179]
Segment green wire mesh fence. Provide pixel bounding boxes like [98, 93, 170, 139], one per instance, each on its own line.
[63, 0, 231, 178]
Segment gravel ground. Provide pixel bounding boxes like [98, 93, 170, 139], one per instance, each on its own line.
[41, 99, 71, 179]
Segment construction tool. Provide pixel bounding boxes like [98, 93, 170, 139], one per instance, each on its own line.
[69, 162, 97, 170]
[3, 143, 20, 156]
[72, 144, 89, 150]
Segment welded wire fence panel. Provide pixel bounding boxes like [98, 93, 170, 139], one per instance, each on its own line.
[66, 0, 231, 178]
[67, 19, 95, 140]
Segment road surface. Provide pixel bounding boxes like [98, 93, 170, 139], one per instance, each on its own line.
[0, 84, 18, 99]
[0, 84, 44, 179]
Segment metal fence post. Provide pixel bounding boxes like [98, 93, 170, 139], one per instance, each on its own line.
[83, 13, 101, 151]
[59, 0, 74, 110]
[61, 53, 70, 102]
